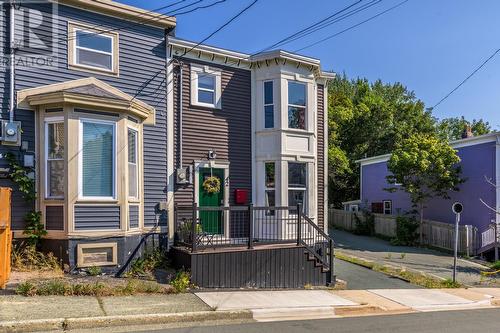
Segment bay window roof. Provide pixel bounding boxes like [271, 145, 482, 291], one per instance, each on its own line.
[17, 77, 156, 124]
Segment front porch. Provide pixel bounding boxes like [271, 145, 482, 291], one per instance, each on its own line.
[170, 204, 335, 288]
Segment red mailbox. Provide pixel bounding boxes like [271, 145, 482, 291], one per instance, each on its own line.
[234, 189, 248, 205]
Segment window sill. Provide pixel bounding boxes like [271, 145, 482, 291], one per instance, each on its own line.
[76, 199, 119, 204]
[68, 63, 119, 77]
[191, 101, 221, 110]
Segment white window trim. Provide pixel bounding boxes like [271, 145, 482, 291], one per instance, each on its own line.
[127, 127, 139, 200]
[383, 200, 392, 215]
[78, 118, 117, 201]
[287, 162, 308, 213]
[287, 80, 307, 130]
[264, 80, 274, 129]
[45, 117, 65, 200]
[68, 22, 119, 76]
[74, 28, 114, 71]
[191, 65, 222, 109]
[264, 161, 275, 212]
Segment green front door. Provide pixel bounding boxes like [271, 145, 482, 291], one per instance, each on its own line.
[199, 168, 224, 234]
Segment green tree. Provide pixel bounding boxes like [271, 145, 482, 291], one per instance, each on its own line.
[385, 134, 464, 244]
[328, 74, 436, 207]
[437, 116, 491, 141]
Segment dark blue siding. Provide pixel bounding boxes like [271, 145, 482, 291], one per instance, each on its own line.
[74, 205, 120, 230]
[129, 205, 139, 228]
[0, 4, 167, 231]
[45, 205, 64, 230]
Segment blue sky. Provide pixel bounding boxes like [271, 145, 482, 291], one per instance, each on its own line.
[119, 0, 500, 128]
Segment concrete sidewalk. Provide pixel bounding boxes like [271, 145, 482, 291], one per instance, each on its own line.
[2, 288, 500, 331]
[195, 288, 499, 322]
[332, 229, 491, 286]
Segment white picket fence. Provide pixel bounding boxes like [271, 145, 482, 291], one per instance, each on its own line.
[329, 208, 478, 256]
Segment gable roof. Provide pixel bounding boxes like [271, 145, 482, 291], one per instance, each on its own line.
[356, 132, 500, 166]
[17, 77, 156, 124]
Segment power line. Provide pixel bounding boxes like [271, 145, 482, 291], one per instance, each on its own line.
[135, 1, 258, 100]
[62, 0, 187, 44]
[254, 0, 364, 54]
[182, 0, 260, 56]
[430, 48, 500, 110]
[294, 0, 410, 52]
[174, 0, 227, 15]
[63, 0, 229, 44]
[272, 0, 381, 50]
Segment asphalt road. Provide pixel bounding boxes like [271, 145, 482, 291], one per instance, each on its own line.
[136, 308, 500, 333]
[335, 258, 417, 289]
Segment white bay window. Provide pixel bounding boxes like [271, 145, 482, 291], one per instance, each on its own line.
[288, 162, 307, 211]
[128, 128, 138, 199]
[79, 120, 116, 199]
[45, 120, 65, 199]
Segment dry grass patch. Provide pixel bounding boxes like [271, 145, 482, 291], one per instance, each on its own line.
[15, 278, 173, 297]
[336, 251, 462, 289]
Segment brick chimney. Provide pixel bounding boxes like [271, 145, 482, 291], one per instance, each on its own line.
[461, 124, 473, 139]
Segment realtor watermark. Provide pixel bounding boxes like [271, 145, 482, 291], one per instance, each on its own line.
[1, 0, 59, 68]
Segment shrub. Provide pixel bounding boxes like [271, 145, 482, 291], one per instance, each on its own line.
[15, 279, 169, 297]
[353, 210, 375, 236]
[126, 249, 168, 278]
[23, 211, 47, 247]
[15, 281, 37, 296]
[170, 271, 191, 293]
[87, 266, 102, 276]
[36, 279, 69, 296]
[490, 261, 500, 271]
[11, 243, 61, 272]
[391, 215, 419, 246]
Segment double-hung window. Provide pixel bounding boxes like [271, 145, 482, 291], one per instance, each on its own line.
[69, 23, 118, 74]
[80, 120, 116, 199]
[46, 120, 65, 199]
[288, 162, 307, 211]
[197, 74, 216, 105]
[383, 200, 392, 215]
[264, 81, 274, 128]
[128, 128, 138, 199]
[191, 65, 222, 108]
[288, 81, 306, 130]
[264, 162, 275, 215]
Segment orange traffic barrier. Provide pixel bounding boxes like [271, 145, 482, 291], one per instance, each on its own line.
[0, 187, 12, 289]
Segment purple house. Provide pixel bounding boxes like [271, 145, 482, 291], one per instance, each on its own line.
[353, 132, 500, 254]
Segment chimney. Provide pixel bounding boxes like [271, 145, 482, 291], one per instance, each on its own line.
[461, 125, 473, 139]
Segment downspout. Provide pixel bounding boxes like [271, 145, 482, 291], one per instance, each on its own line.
[178, 62, 183, 169]
[9, 0, 15, 122]
[167, 57, 183, 169]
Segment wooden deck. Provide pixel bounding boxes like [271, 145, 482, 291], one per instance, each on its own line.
[170, 243, 331, 289]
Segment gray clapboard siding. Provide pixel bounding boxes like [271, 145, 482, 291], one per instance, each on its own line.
[129, 205, 139, 229]
[74, 205, 120, 230]
[1, 4, 167, 230]
[317, 84, 325, 229]
[45, 205, 64, 230]
[173, 59, 252, 207]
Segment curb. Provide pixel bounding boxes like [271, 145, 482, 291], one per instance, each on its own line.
[0, 310, 254, 333]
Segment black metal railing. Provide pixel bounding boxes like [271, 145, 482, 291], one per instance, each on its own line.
[174, 203, 335, 284]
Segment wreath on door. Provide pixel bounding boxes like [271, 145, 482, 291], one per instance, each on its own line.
[203, 176, 221, 194]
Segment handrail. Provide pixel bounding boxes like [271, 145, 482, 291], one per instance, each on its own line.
[303, 215, 331, 241]
[299, 210, 335, 285]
